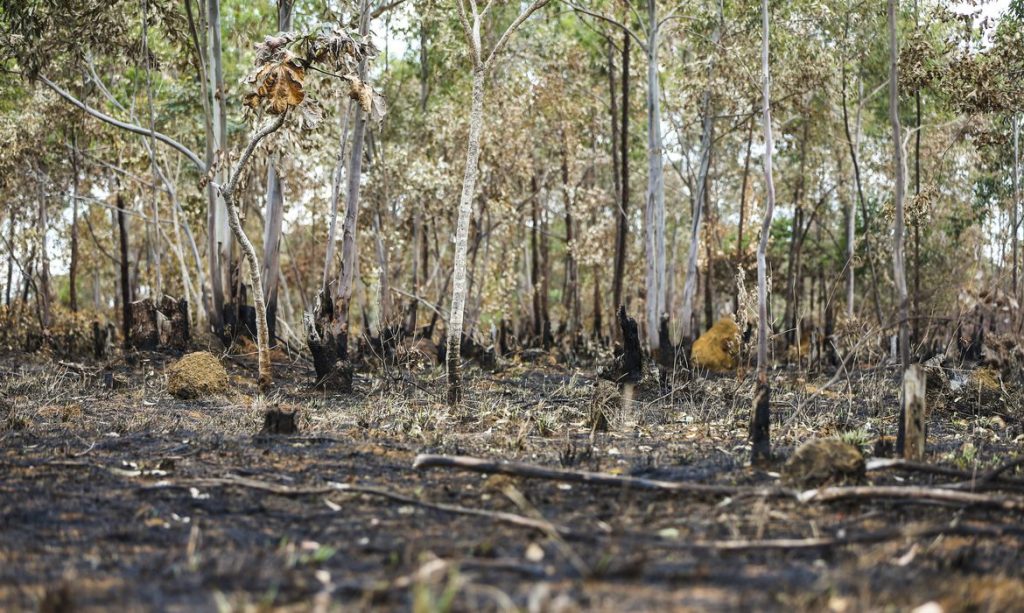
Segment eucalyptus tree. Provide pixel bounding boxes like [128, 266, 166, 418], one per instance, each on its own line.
[751, 0, 776, 464]
[445, 0, 552, 404]
[888, 0, 910, 451]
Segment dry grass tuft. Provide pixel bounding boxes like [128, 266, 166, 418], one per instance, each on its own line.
[691, 317, 741, 372]
[166, 351, 229, 399]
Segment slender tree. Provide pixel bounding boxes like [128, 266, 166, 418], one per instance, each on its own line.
[751, 0, 776, 464]
[445, 0, 552, 404]
[889, 0, 911, 452]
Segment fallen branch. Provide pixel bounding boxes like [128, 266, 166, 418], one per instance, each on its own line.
[867, 457, 1024, 491]
[413, 454, 785, 498]
[635, 522, 1024, 553]
[799, 484, 1024, 510]
[147, 475, 575, 536]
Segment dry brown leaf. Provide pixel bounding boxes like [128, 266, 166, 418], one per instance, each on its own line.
[247, 61, 306, 115]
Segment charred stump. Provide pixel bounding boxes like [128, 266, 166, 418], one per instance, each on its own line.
[158, 296, 190, 351]
[750, 377, 772, 464]
[304, 289, 353, 392]
[128, 299, 159, 350]
[600, 306, 643, 384]
[259, 408, 299, 436]
[92, 321, 114, 359]
[657, 314, 675, 386]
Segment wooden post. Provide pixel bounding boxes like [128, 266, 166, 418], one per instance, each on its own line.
[903, 364, 926, 460]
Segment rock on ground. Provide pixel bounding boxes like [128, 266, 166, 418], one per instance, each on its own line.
[166, 351, 229, 399]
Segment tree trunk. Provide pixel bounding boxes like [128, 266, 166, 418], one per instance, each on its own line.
[752, 0, 777, 464]
[561, 142, 580, 340]
[333, 0, 372, 364]
[260, 0, 294, 345]
[680, 6, 721, 351]
[643, 0, 666, 354]
[446, 67, 486, 404]
[69, 134, 79, 312]
[889, 0, 911, 451]
[783, 122, 809, 350]
[530, 175, 543, 339]
[4, 208, 13, 306]
[207, 0, 231, 333]
[612, 31, 630, 341]
[262, 164, 284, 344]
[323, 101, 354, 292]
[218, 113, 287, 393]
[117, 195, 132, 347]
[734, 110, 755, 316]
[841, 67, 885, 326]
[1011, 114, 1019, 304]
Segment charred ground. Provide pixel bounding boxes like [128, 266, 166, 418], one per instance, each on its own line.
[1, 347, 1023, 612]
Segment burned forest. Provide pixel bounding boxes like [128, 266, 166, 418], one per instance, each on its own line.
[2, 0, 1024, 610]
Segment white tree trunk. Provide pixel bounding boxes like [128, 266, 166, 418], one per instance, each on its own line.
[889, 0, 909, 370]
[1013, 114, 1020, 304]
[446, 67, 486, 404]
[752, 0, 777, 462]
[644, 0, 666, 352]
[207, 0, 231, 316]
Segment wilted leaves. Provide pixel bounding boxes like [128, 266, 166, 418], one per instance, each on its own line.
[245, 58, 305, 115]
[242, 26, 386, 125]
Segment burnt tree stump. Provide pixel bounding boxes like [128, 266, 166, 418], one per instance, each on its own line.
[304, 289, 353, 392]
[128, 299, 159, 350]
[259, 408, 299, 435]
[600, 306, 644, 384]
[92, 321, 115, 359]
[158, 296, 190, 351]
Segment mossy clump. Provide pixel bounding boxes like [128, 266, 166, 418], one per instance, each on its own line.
[691, 316, 741, 372]
[166, 351, 229, 399]
[783, 438, 865, 488]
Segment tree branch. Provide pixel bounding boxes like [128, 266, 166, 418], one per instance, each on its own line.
[562, 1, 648, 53]
[38, 75, 206, 172]
[484, 0, 555, 69]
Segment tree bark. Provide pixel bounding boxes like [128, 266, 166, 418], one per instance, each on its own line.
[262, 163, 284, 344]
[36, 180, 51, 330]
[783, 122, 809, 350]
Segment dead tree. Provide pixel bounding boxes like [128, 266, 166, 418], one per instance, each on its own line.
[600, 306, 643, 384]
